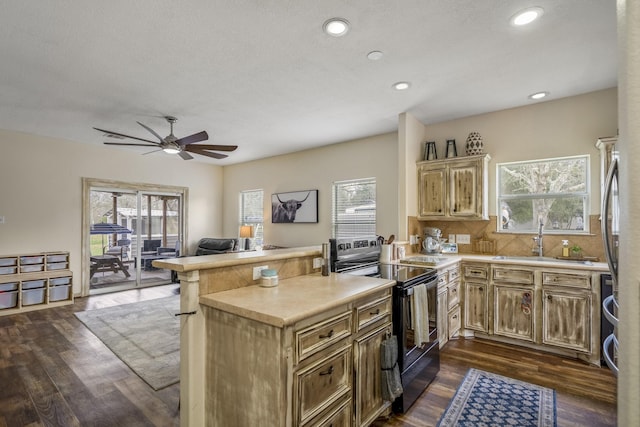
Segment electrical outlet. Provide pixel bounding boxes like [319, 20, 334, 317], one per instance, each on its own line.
[448, 234, 456, 243]
[253, 265, 269, 280]
[313, 257, 323, 268]
[456, 234, 471, 244]
[409, 235, 417, 245]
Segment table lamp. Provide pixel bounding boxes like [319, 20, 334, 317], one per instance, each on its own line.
[240, 225, 254, 250]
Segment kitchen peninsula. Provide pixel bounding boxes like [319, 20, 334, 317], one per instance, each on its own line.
[153, 247, 396, 427]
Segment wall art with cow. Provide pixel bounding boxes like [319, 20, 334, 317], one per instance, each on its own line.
[271, 190, 318, 223]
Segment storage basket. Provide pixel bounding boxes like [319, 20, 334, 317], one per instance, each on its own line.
[46, 254, 68, 263]
[0, 257, 17, 267]
[49, 284, 71, 302]
[47, 262, 68, 271]
[22, 288, 45, 306]
[21, 264, 45, 273]
[49, 277, 71, 286]
[0, 282, 18, 292]
[0, 266, 17, 275]
[20, 255, 44, 265]
[0, 290, 18, 309]
[472, 234, 496, 255]
[22, 279, 46, 290]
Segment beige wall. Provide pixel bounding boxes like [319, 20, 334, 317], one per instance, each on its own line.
[0, 129, 224, 294]
[403, 88, 618, 218]
[222, 133, 398, 248]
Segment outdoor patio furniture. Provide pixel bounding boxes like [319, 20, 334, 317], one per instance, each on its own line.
[90, 254, 130, 278]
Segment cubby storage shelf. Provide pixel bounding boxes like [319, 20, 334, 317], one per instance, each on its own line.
[0, 252, 73, 316]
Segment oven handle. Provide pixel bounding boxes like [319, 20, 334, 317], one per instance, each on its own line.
[398, 277, 438, 296]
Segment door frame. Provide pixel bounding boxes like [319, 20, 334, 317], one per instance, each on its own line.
[81, 177, 189, 297]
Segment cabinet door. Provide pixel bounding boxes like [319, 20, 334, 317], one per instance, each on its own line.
[542, 289, 591, 353]
[493, 285, 535, 342]
[418, 166, 447, 218]
[437, 289, 448, 348]
[353, 323, 391, 427]
[449, 162, 478, 217]
[464, 281, 488, 333]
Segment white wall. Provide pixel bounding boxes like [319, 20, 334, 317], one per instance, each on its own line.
[403, 88, 618, 217]
[222, 133, 398, 248]
[0, 129, 224, 294]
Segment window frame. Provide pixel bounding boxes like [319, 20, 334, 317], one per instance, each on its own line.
[496, 155, 590, 234]
[331, 177, 377, 239]
[239, 189, 264, 249]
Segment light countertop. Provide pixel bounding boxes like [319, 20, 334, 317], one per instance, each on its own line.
[199, 272, 395, 328]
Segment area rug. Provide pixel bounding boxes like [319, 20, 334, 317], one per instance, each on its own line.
[437, 368, 556, 427]
[75, 295, 180, 390]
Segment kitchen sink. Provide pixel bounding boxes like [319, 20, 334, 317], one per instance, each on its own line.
[492, 255, 594, 265]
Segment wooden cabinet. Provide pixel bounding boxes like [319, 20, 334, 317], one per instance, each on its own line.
[417, 154, 490, 221]
[492, 267, 535, 342]
[204, 287, 392, 427]
[435, 263, 461, 348]
[462, 263, 489, 333]
[542, 271, 592, 353]
[0, 252, 73, 316]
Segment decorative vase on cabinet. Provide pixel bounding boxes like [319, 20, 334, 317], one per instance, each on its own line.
[465, 132, 484, 155]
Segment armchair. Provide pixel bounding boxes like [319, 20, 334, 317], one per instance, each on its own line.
[157, 240, 180, 258]
[195, 238, 238, 255]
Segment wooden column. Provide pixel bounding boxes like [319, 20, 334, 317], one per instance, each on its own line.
[178, 270, 205, 427]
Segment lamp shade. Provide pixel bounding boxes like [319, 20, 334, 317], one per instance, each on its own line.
[239, 225, 254, 238]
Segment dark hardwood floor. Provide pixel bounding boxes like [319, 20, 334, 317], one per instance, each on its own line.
[0, 285, 617, 426]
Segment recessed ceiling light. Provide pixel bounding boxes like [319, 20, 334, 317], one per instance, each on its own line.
[323, 18, 350, 37]
[393, 81, 411, 91]
[510, 7, 544, 26]
[367, 51, 384, 61]
[528, 91, 549, 100]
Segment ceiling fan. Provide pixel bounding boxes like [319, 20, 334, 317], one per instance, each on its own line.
[94, 116, 237, 160]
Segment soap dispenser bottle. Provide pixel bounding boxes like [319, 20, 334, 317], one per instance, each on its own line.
[562, 240, 569, 257]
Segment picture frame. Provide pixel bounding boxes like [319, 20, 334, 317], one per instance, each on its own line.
[271, 190, 318, 223]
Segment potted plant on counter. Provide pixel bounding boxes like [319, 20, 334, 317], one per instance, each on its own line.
[570, 244, 583, 258]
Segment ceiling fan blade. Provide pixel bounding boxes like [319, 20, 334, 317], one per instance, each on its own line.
[178, 151, 194, 160]
[187, 147, 228, 159]
[142, 148, 163, 156]
[104, 142, 158, 147]
[136, 121, 165, 143]
[93, 127, 159, 145]
[176, 131, 208, 145]
[186, 144, 238, 152]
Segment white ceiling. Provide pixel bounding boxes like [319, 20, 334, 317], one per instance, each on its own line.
[0, 1, 617, 165]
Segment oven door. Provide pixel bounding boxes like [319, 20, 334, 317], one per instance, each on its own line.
[393, 277, 438, 370]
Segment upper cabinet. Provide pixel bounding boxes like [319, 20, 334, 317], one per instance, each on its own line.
[417, 154, 491, 220]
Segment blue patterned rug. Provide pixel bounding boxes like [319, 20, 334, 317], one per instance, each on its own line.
[437, 368, 556, 427]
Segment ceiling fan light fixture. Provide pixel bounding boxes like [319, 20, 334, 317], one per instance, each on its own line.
[510, 7, 544, 26]
[163, 147, 180, 154]
[323, 18, 350, 37]
[392, 81, 411, 91]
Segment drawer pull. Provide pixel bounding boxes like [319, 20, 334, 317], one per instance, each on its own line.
[547, 295, 552, 300]
[452, 288, 457, 294]
[319, 329, 334, 339]
[370, 308, 381, 316]
[452, 314, 458, 319]
[319, 366, 334, 376]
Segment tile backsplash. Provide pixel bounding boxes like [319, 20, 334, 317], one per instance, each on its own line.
[407, 215, 605, 261]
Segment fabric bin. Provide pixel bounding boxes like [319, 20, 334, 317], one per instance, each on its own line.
[0, 266, 17, 275]
[49, 284, 71, 302]
[49, 277, 71, 286]
[47, 262, 68, 270]
[20, 255, 45, 265]
[0, 282, 19, 292]
[22, 279, 46, 290]
[0, 257, 17, 267]
[47, 254, 68, 263]
[22, 288, 45, 306]
[21, 264, 45, 273]
[0, 290, 18, 309]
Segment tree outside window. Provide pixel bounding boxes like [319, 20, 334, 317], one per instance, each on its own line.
[497, 155, 589, 233]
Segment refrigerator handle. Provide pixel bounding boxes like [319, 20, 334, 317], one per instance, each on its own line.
[601, 158, 618, 282]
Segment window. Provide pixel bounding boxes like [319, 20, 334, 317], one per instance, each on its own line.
[332, 178, 376, 238]
[497, 155, 589, 233]
[240, 189, 264, 248]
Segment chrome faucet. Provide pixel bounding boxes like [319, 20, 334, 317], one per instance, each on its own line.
[532, 218, 544, 256]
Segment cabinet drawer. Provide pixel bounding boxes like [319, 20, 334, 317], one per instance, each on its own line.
[448, 305, 461, 338]
[463, 264, 488, 279]
[542, 271, 590, 289]
[355, 295, 391, 332]
[493, 267, 534, 284]
[296, 312, 352, 363]
[448, 266, 460, 282]
[295, 345, 352, 426]
[447, 280, 460, 309]
[303, 397, 352, 427]
[437, 272, 447, 288]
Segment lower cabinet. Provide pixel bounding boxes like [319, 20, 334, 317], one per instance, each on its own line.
[204, 288, 392, 426]
[542, 287, 592, 353]
[436, 263, 461, 349]
[437, 287, 448, 346]
[462, 263, 489, 334]
[493, 284, 535, 342]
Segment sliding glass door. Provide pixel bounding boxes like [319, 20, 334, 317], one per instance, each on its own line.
[82, 179, 187, 296]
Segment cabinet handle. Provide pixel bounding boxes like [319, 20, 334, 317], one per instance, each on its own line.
[319, 329, 334, 339]
[452, 288, 457, 294]
[452, 315, 458, 319]
[479, 287, 483, 292]
[547, 295, 552, 300]
[370, 308, 380, 316]
[319, 366, 334, 376]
